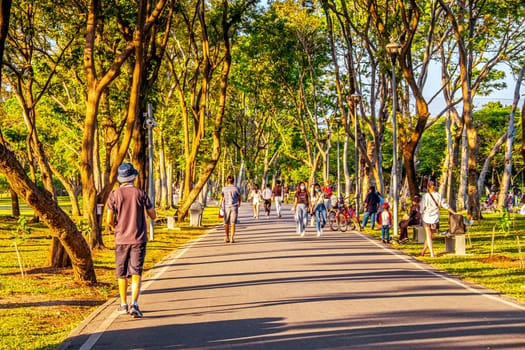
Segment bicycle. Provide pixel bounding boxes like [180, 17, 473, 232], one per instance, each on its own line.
[328, 197, 358, 232]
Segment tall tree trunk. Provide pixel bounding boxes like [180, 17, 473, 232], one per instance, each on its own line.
[46, 237, 71, 267]
[10, 185, 19, 217]
[167, 159, 173, 208]
[0, 145, 96, 282]
[479, 132, 507, 200]
[457, 127, 468, 210]
[497, 63, 525, 209]
[50, 164, 82, 217]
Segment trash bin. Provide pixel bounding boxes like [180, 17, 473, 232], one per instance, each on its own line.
[189, 202, 203, 227]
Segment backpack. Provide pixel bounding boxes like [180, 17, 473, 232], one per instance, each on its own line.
[448, 213, 466, 235]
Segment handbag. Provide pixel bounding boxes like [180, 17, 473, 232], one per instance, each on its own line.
[448, 213, 466, 235]
[218, 207, 224, 218]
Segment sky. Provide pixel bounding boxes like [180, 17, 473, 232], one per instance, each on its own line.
[424, 63, 519, 117]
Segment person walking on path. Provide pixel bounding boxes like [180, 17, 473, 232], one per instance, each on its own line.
[361, 186, 381, 229]
[262, 184, 273, 218]
[293, 181, 311, 236]
[398, 195, 421, 244]
[219, 175, 241, 243]
[272, 180, 284, 218]
[420, 179, 456, 257]
[248, 184, 263, 219]
[106, 163, 157, 319]
[378, 202, 392, 243]
[321, 180, 333, 211]
[311, 183, 327, 237]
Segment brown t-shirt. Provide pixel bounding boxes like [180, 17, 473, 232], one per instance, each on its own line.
[107, 185, 154, 244]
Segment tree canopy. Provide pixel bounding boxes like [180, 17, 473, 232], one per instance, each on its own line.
[0, 0, 524, 282]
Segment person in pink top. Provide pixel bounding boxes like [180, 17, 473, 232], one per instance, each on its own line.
[107, 163, 156, 318]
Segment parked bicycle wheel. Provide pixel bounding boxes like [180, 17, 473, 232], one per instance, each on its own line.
[338, 213, 349, 232]
[347, 219, 356, 231]
[329, 211, 338, 231]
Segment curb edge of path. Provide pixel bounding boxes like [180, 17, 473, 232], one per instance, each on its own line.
[358, 231, 525, 312]
[55, 227, 216, 350]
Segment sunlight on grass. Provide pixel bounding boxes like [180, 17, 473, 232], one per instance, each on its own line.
[364, 209, 525, 302]
[0, 197, 221, 350]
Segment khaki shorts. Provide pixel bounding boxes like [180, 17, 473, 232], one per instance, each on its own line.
[224, 206, 238, 225]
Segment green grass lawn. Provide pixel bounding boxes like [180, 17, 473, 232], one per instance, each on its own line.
[0, 197, 221, 350]
[365, 209, 525, 302]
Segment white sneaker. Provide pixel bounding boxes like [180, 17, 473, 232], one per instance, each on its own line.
[300, 231, 305, 237]
[317, 230, 321, 237]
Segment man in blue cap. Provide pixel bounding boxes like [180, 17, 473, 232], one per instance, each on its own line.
[107, 163, 156, 318]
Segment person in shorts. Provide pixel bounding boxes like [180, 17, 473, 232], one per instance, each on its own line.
[220, 175, 241, 243]
[107, 163, 156, 318]
[420, 179, 455, 257]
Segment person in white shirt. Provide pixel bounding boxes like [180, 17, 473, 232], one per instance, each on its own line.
[248, 184, 263, 219]
[262, 184, 273, 218]
[311, 183, 327, 237]
[420, 179, 456, 257]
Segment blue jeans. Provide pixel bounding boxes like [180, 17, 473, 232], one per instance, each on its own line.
[314, 204, 327, 231]
[381, 225, 390, 241]
[362, 211, 377, 229]
[296, 203, 308, 234]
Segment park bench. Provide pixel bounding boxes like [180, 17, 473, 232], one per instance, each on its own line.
[409, 225, 426, 243]
[442, 218, 472, 255]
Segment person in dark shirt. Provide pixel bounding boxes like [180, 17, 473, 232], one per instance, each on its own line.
[107, 163, 156, 318]
[293, 181, 311, 236]
[398, 195, 421, 243]
[361, 186, 380, 229]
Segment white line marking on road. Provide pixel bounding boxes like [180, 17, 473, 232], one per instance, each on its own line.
[78, 231, 213, 350]
[358, 232, 525, 312]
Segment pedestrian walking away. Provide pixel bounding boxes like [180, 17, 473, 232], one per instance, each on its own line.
[311, 183, 327, 237]
[321, 180, 333, 211]
[420, 179, 456, 257]
[272, 180, 284, 218]
[219, 175, 241, 243]
[361, 186, 381, 229]
[262, 184, 273, 218]
[248, 184, 263, 219]
[293, 181, 311, 236]
[106, 163, 157, 319]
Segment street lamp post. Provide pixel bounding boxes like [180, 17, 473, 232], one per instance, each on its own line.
[386, 40, 401, 238]
[145, 103, 157, 241]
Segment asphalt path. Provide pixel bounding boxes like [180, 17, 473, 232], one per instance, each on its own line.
[58, 203, 525, 350]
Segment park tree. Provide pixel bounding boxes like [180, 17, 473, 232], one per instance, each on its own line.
[3, 0, 86, 266]
[81, 0, 170, 248]
[0, 0, 96, 283]
[165, 0, 256, 221]
[496, 63, 525, 209]
[437, 0, 525, 218]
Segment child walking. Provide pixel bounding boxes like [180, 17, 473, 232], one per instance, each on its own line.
[378, 202, 392, 243]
